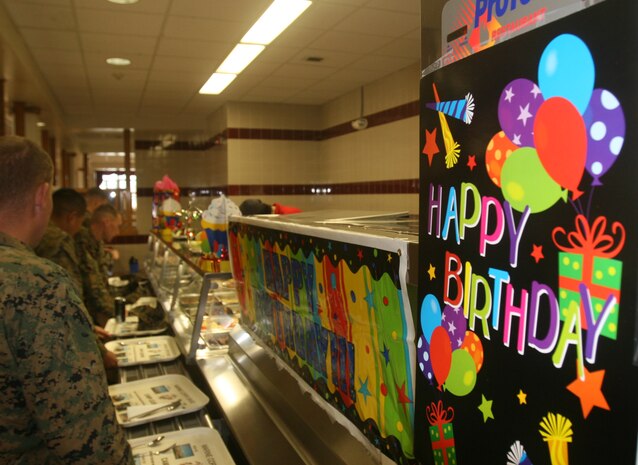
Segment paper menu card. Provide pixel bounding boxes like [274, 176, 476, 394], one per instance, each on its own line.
[129, 427, 235, 465]
[105, 336, 181, 366]
[109, 374, 208, 427]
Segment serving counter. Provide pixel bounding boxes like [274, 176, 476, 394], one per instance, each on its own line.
[146, 210, 420, 465]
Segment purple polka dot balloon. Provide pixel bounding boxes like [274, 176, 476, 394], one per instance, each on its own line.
[498, 78, 545, 147]
[442, 304, 467, 349]
[417, 335, 434, 385]
[583, 89, 625, 186]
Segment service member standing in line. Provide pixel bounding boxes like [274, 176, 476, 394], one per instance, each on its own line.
[35, 188, 119, 372]
[0, 136, 132, 464]
[84, 187, 119, 272]
[35, 188, 88, 297]
[76, 204, 121, 326]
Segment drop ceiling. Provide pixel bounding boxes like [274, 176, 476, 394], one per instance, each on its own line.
[0, 0, 424, 151]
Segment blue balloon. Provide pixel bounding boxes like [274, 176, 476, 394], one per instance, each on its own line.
[420, 294, 442, 343]
[538, 34, 595, 114]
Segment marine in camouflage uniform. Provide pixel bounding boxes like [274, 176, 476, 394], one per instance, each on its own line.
[83, 210, 115, 276]
[35, 222, 84, 300]
[75, 225, 114, 327]
[0, 231, 133, 464]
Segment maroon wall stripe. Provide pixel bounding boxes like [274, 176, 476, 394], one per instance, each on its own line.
[135, 99, 419, 149]
[109, 234, 149, 245]
[138, 179, 419, 197]
[135, 100, 420, 198]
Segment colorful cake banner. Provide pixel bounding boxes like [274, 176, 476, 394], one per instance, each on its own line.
[417, 2, 637, 465]
[228, 217, 416, 463]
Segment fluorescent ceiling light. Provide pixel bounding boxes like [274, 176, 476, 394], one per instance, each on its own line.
[107, 0, 139, 4]
[106, 57, 131, 66]
[241, 0, 312, 45]
[199, 73, 237, 95]
[217, 44, 265, 74]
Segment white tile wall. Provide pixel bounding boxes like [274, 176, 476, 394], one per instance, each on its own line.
[134, 62, 422, 233]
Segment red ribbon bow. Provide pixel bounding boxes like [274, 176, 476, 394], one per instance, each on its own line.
[426, 400, 454, 426]
[552, 215, 625, 258]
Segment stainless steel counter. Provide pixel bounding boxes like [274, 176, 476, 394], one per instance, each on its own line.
[198, 327, 385, 465]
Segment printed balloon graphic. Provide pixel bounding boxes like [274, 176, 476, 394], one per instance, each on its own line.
[460, 330, 484, 372]
[533, 97, 587, 197]
[498, 78, 544, 147]
[442, 304, 467, 349]
[538, 33, 595, 115]
[445, 348, 477, 396]
[417, 335, 434, 385]
[583, 89, 625, 185]
[421, 293, 442, 343]
[485, 131, 518, 187]
[501, 147, 567, 213]
[430, 326, 452, 387]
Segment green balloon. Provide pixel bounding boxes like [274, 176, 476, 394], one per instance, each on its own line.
[445, 349, 477, 397]
[500, 147, 567, 213]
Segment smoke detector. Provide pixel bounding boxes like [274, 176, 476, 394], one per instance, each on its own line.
[351, 118, 368, 130]
[350, 86, 368, 130]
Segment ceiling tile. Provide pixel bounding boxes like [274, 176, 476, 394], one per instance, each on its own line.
[291, 47, 362, 68]
[333, 8, 420, 37]
[241, 86, 300, 103]
[146, 69, 210, 86]
[170, 0, 269, 22]
[374, 36, 421, 60]
[294, 2, 357, 30]
[30, 48, 82, 66]
[151, 55, 217, 75]
[74, 0, 170, 14]
[3, 2, 75, 29]
[0, 0, 435, 144]
[350, 54, 416, 71]
[81, 32, 157, 55]
[270, 63, 338, 80]
[365, 0, 420, 14]
[163, 16, 246, 42]
[76, 8, 164, 36]
[19, 29, 80, 50]
[9, 0, 71, 5]
[156, 37, 230, 60]
[255, 45, 302, 65]
[308, 30, 394, 54]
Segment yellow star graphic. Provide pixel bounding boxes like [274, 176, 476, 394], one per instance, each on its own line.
[517, 389, 527, 405]
[427, 263, 436, 280]
[478, 394, 494, 422]
[387, 253, 392, 263]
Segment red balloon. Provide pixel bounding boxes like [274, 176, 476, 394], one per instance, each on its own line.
[430, 326, 453, 386]
[533, 97, 587, 197]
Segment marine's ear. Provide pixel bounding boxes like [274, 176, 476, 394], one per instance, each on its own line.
[34, 182, 51, 213]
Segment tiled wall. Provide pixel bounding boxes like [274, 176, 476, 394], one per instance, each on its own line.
[135, 62, 421, 232]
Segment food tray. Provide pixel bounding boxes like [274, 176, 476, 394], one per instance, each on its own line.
[109, 374, 208, 427]
[104, 316, 168, 338]
[105, 336, 181, 367]
[128, 427, 235, 465]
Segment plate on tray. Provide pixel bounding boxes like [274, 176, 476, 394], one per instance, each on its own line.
[104, 316, 168, 337]
[109, 374, 208, 427]
[128, 427, 235, 465]
[105, 336, 181, 366]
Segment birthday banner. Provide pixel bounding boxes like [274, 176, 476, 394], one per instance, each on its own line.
[417, 2, 637, 465]
[228, 218, 417, 463]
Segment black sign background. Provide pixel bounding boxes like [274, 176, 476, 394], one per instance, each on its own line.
[416, 1, 637, 464]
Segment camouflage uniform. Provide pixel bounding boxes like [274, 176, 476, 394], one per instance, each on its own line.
[35, 222, 84, 300]
[83, 212, 115, 276]
[75, 226, 115, 327]
[0, 231, 133, 464]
